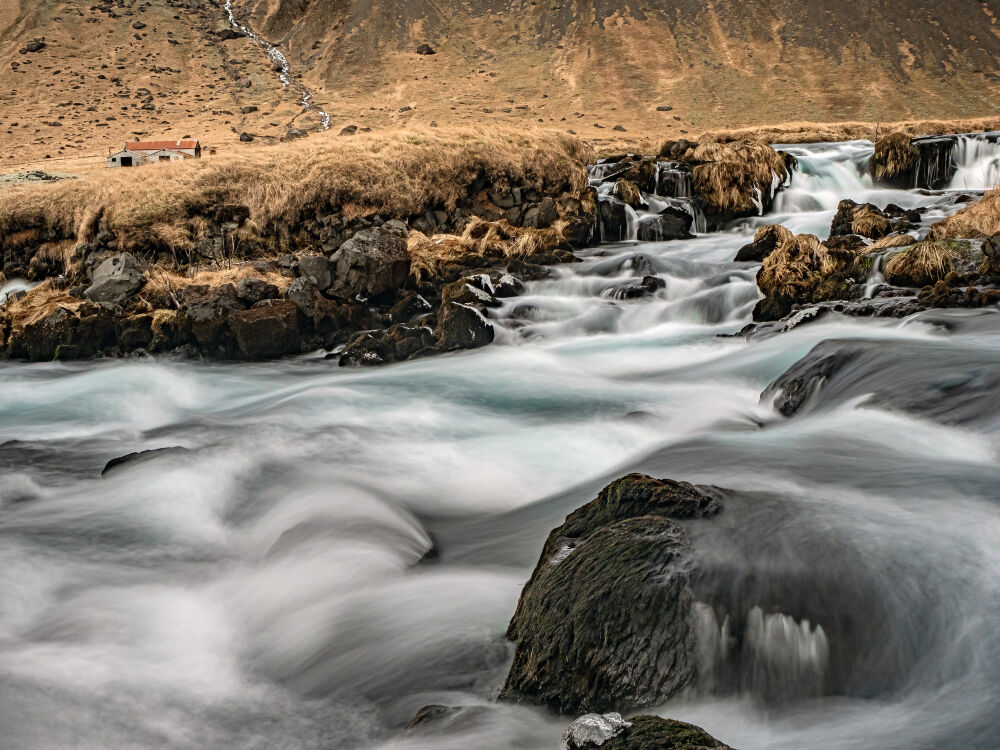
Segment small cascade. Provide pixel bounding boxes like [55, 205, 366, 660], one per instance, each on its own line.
[656, 162, 693, 198]
[223, 0, 330, 130]
[910, 136, 957, 190]
[863, 253, 886, 298]
[695, 603, 830, 703]
[948, 133, 1000, 191]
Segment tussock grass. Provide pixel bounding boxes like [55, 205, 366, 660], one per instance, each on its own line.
[758, 234, 839, 300]
[688, 140, 788, 214]
[754, 224, 793, 246]
[883, 241, 955, 287]
[407, 216, 565, 281]
[613, 179, 642, 209]
[1, 281, 82, 332]
[870, 133, 918, 182]
[851, 206, 892, 238]
[141, 266, 290, 298]
[0, 126, 594, 251]
[867, 233, 916, 251]
[931, 189, 1000, 239]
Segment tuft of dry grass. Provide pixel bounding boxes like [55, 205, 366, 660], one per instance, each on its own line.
[1, 281, 82, 332]
[867, 233, 916, 250]
[851, 206, 892, 238]
[0, 126, 594, 254]
[613, 179, 643, 209]
[930, 189, 1000, 240]
[687, 139, 788, 215]
[407, 216, 565, 281]
[870, 132, 918, 182]
[758, 234, 838, 300]
[754, 224, 793, 246]
[883, 241, 955, 287]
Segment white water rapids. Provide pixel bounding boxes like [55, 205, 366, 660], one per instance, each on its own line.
[0, 139, 999, 749]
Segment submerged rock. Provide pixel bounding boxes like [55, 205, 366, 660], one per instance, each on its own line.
[102, 446, 193, 476]
[579, 715, 734, 750]
[501, 474, 724, 714]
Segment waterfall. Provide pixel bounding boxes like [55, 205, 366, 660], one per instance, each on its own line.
[948, 134, 1000, 191]
[695, 603, 830, 703]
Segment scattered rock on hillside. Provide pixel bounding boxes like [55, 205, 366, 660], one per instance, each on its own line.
[501, 473, 724, 714]
[656, 105, 674, 112]
[415, 43, 436, 55]
[84, 253, 143, 304]
[239, 132, 254, 142]
[339, 125, 358, 136]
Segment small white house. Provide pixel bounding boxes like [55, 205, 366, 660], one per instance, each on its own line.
[106, 149, 146, 168]
[107, 139, 202, 168]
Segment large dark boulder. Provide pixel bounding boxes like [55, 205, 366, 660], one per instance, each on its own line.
[734, 224, 791, 262]
[330, 219, 411, 298]
[436, 301, 494, 351]
[599, 198, 631, 243]
[501, 474, 724, 714]
[178, 283, 244, 355]
[6, 301, 118, 361]
[228, 299, 304, 359]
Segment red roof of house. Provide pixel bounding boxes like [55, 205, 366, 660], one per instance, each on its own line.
[126, 140, 200, 151]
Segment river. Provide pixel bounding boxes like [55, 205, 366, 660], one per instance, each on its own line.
[0, 138, 998, 749]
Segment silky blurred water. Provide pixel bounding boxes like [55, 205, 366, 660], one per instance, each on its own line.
[0, 141, 998, 750]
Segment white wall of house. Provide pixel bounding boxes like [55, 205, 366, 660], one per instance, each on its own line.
[107, 150, 144, 168]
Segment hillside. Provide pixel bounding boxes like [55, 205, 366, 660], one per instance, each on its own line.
[1, 0, 999, 165]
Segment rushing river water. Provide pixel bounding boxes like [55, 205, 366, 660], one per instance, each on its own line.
[1, 139, 999, 750]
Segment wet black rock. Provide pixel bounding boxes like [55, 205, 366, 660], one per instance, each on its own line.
[102, 446, 193, 476]
[229, 300, 304, 359]
[573, 715, 734, 750]
[436, 301, 494, 351]
[599, 198, 631, 243]
[604, 275, 665, 300]
[635, 207, 693, 242]
[501, 474, 724, 714]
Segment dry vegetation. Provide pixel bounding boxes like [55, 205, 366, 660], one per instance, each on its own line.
[931, 189, 1000, 240]
[851, 206, 893, 238]
[0, 126, 594, 255]
[687, 140, 789, 215]
[869, 132, 918, 182]
[758, 234, 840, 301]
[702, 117, 1000, 145]
[867, 233, 916, 250]
[883, 241, 956, 287]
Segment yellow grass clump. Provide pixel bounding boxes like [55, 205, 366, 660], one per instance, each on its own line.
[688, 140, 788, 215]
[870, 132, 917, 182]
[883, 241, 956, 287]
[1, 281, 82, 333]
[930, 189, 1000, 240]
[851, 206, 892, 238]
[867, 233, 916, 251]
[755, 223, 793, 246]
[613, 179, 643, 209]
[407, 216, 564, 281]
[0, 126, 594, 253]
[758, 234, 839, 300]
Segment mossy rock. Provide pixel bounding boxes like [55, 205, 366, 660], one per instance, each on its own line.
[598, 715, 734, 750]
[501, 474, 725, 715]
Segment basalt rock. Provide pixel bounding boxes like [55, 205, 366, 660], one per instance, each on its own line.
[636, 207, 693, 242]
[501, 474, 724, 714]
[330, 220, 411, 298]
[229, 299, 304, 359]
[599, 198, 631, 243]
[829, 200, 919, 240]
[436, 301, 494, 351]
[84, 252, 143, 304]
[338, 323, 436, 366]
[735, 224, 792, 262]
[575, 715, 734, 750]
[5, 301, 118, 361]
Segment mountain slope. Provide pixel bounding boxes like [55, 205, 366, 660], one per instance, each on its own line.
[1, 0, 998, 164]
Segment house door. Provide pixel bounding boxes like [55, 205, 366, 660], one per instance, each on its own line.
[121, 156, 133, 167]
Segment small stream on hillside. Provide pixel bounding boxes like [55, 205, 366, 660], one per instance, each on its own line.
[0, 138, 998, 750]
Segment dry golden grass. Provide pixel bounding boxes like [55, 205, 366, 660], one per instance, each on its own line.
[883, 241, 955, 287]
[758, 234, 838, 299]
[702, 117, 1000, 145]
[931, 189, 1000, 239]
[613, 179, 643, 209]
[754, 224, 793, 246]
[407, 216, 564, 281]
[870, 132, 918, 181]
[688, 140, 788, 214]
[142, 266, 290, 298]
[852, 206, 892, 238]
[868, 233, 917, 250]
[1, 281, 82, 331]
[0, 126, 594, 255]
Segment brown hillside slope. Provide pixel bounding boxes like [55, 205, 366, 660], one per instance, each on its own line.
[1, 0, 998, 165]
[233, 0, 1000, 136]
